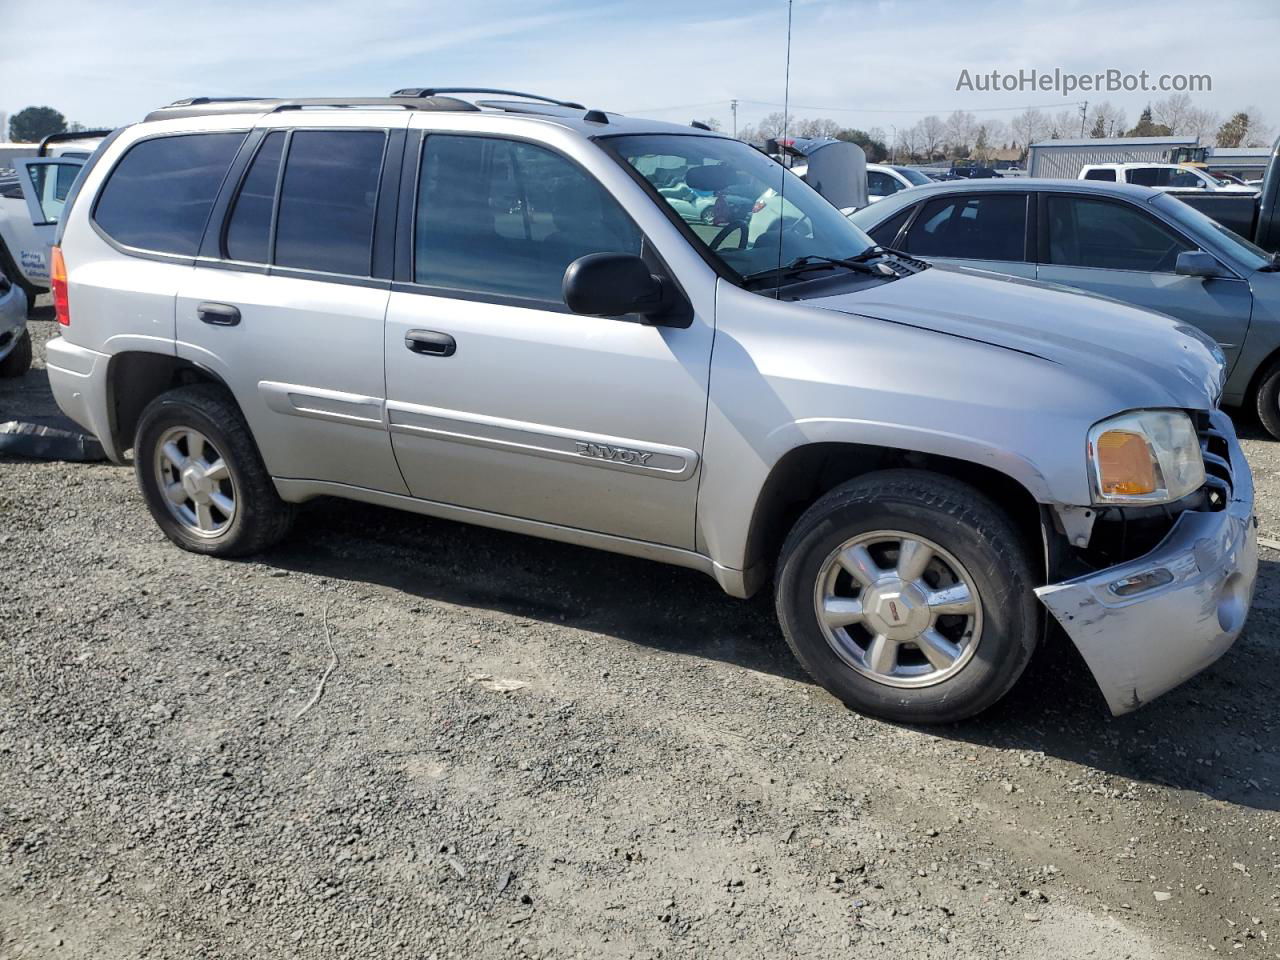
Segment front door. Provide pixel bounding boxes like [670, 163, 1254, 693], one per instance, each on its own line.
[383, 132, 714, 549]
[1037, 194, 1253, 372]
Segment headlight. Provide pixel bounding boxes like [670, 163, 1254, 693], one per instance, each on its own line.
[1087, 410, 1205, 504]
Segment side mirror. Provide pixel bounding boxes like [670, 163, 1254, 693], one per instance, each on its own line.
[563, 253, 669, 320]
[1175, 250, 1222, 279]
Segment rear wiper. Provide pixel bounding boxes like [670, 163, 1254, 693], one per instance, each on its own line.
[742, 254, 893, 287]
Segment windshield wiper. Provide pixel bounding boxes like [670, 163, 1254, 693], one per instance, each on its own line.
[742, 254, 893, 288]
[847, 245, 930, 269]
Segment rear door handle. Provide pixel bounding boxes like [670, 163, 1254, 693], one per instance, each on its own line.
[404, 329, 456, 357]
[198, 302, 241, 326]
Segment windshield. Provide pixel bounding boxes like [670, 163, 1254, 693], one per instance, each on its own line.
[605, 134, 876, 282]
[897, 167, 933, 186]
[1152, 193, 1273, 271]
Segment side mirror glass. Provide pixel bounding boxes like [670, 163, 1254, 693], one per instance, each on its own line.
[563, 253, 665, 318]
[1175, 250, 1221, 278]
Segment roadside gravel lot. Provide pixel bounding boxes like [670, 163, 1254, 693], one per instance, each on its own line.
[2, 311, 1278, 959]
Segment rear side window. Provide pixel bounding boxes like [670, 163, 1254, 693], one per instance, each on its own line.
[274, 130, 386, 276]
[1083, 168, 1117, 182]
[414, 135, 642, 303]
[225, 132, 284, 263]
[903, 193, 1026, 261]
[93, 133, 245, 255]
[867, 206, 913, 247]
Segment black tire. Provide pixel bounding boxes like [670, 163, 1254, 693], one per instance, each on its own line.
[134, 384, 295, 557]
[775, 469, 1039, 724]
[0, 328, 32, 378]
[0, 238, 44, 312]
[1254, 360, 1280, 440]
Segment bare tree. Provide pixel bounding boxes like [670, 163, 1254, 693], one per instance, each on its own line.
[1151, 93, 1194, 134]
[984, 118, 1009, 149]
[895, 124, 921, 162]
[944, 110, 977, 157]
[918, 115, 946, 160]
[736, 124, 758, 143]
[794, 117, 841, 139]
[1183, 107, 1220, 143]
[1010, 108, 1048, 149]
[756, 112, 787, 140]
[1086, 101, 1127, 139]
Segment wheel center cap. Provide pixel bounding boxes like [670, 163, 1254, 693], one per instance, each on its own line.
[181, 463, 212, 502]
[865, 580, 929, 640]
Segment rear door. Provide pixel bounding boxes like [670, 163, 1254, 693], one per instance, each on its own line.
[898, 191, 1035, 278]
[175, 117, 409, 494]
[1036, 193, 1253, 371]
[12, 156, 84, 283]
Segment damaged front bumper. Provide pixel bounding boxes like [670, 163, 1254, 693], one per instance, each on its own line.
[1036, 410, 1257, 715]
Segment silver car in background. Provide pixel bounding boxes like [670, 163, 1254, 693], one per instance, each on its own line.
[849, 178, 1280, 435]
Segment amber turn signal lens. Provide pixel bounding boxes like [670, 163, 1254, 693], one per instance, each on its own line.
[1094, 429, 1157, 495]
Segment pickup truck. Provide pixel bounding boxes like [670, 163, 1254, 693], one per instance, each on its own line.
[1162, 136, 1280, 254]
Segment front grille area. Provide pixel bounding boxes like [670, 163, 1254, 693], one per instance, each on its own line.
[1194, 411, 1232, 512]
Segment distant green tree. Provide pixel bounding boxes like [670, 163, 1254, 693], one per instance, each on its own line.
[835, 128, 888, 162]
[1089, 114, 1107, 138]
[9, 106, 67, 143]
[1215, 112, 1252, 148]
[1126, 106, 1173, 138]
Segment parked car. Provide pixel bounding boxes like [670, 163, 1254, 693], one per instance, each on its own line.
[848, 178, 1280, 434]
[1080, 163, 1258, 194]
[865, 163, 932, 202]
[23, 89, 1254, 723]
[0, 263, 30, 377]
[938, 165, 1003, 180]
[0, 132, 108, 309]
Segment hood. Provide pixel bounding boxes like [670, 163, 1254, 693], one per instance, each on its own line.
[807, 265, 1224, 410]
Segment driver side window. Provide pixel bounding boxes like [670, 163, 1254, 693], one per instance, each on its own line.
[1046, 196, 1193, 273]
[414, 135, 642, 304]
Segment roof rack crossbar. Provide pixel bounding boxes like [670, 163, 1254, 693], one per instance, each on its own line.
[270, 96, 479, 113]
[392, 87, 585, 110]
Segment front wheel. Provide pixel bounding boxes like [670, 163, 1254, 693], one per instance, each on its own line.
[134, 384, 295, 556]
[775, 469, 1039, 724]
[1254, 360, 1280, 440]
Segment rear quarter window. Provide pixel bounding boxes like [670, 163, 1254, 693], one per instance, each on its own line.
[93, 132, 245, 256]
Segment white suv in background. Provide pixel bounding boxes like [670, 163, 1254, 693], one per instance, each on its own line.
[1079, 162, 1258, 193]
[865, 163, 932, 202]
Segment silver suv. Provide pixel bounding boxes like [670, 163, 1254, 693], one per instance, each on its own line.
[40, 89, 1257, 722]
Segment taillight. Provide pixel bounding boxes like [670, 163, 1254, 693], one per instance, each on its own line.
[50, 246, 69, 326]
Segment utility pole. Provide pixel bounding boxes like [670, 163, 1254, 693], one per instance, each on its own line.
[1079, 100, 1088, 137]
[730, 99, 738, 138]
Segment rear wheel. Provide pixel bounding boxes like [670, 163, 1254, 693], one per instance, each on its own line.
[1253, 359, 1280, 440]
[775, 469, 1039, 724]
[134, 384, 294, 556]
[0, 329, 31, 378]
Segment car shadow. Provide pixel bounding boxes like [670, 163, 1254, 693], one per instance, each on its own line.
[257, 497, 1280, 813]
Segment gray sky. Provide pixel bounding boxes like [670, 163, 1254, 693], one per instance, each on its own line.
[2, 0, 1275, 140]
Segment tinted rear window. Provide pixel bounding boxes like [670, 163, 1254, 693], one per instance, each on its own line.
[904, 193, 1026, 261]
[273, 130, 385, 276]
[93, 133, 245, 255]
[1083, 168, 1117, 182]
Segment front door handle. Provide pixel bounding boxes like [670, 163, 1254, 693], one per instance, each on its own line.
[404, 329, 456, 357]
[198, 302, 241, 326]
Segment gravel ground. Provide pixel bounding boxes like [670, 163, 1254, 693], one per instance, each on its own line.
[2, 309, 1278, 959]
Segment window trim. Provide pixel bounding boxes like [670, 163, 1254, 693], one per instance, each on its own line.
[902, 191, 1032, 263]
[89, 129, 251, 265]
[1035, 191, 1241, 279]
[394, 129, 664, 315]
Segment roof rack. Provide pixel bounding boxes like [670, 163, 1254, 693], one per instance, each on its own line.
[392, 87, 586, 110]
[145, 95, 479, 122]
[37, 129, 113, 156]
